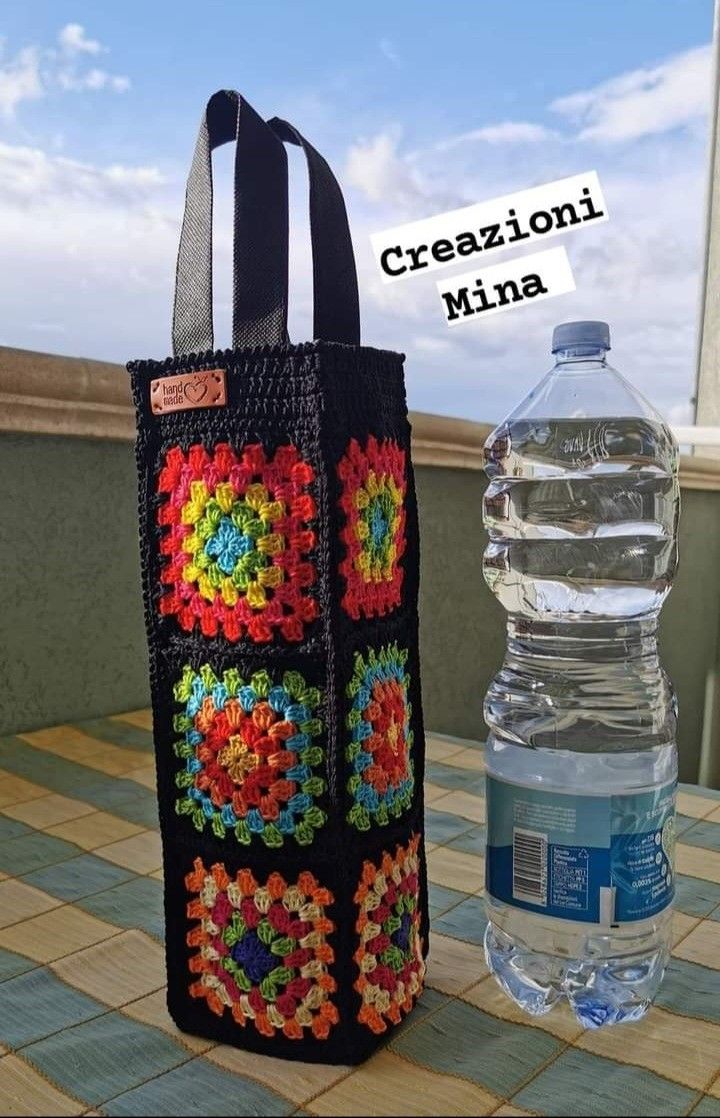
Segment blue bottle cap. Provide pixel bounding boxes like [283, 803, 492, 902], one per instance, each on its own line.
[551, 320, 610, 353]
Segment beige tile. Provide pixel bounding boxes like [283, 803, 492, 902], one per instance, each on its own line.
[3, 794, 95, 829]
[122, 990, 215, 1055]
[148, 868, 164, 881]
[425, 931, 487, 995]
[52, 929, 164, 1006]
[709, 1072, 720, 1097]
[208, 1042, 350, 1104]
[575, 1004, 720, 1089]
[464, 976, 583, 1042]
[672, 910, 701, 947]
[676, 792, 720, 819]
[426, 737, 465, 762]
[94, 830, 162, 874]
[492, 1107, 533, 1117]
[124, 765, 156, 791]
[0, 906, 117, 963]
[0, 880, 62, 928]
[18, 727, 146, 777]
[427, 846, 484, 893]
[44, 812, 145, 851]
[423, 782, 452, 806]
[0, 1053, 84, 1115]
[672, 918, 720, 970]
[707, 805, 720, 824]
[0, 772, 48, 808]
[443, 748, 486, 772]
[111, 709, 153, 731]
[432, 789, 486, 825]
[676, 844, 720, 884]
[309, 1049, 498, 1116]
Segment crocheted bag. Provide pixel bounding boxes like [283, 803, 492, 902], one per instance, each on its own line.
[127, 90, 428, 1065]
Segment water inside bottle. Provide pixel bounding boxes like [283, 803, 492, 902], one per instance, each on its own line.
[482, 330, 680, 1029]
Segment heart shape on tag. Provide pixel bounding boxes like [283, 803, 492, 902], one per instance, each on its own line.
[184, 379, 209, 404]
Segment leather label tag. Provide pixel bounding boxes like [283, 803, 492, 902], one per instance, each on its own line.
[150, 368, 227, 415]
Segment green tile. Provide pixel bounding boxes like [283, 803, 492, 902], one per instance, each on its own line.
[681, 820, 720, 852]
[425, 762, 485, 794]
[105, 794, 159, 830]
[674, 874, 720, 918]
[432, 895, 487, 945]
[74, 717, 153, 753]
[675, 814, 698, 836]
[23, 1013, 187, 1106]
[21, 854, 136, 901]
[680, 782, 720, 800]
[425, 808, 475, 844]
[0, 738, 157, 829]
[78, 877, 164, 940]
[383, 987, 449, 1041]
[0, 832, 82, 875]
[447, 824, 487, 857]
[513, 1048, 697, 1117]
[710, 906, 720, 923]
[102, 1056, 292, 1116]
[391, 998, 561, 1097]
[0, 815, 32, 841]
[0, 968, 105, 1047]
[428, 882, 466, 918]
[0, 947, 37, 982]
[428, 732, 482, 750]
[654, 958, 720, 1023]
[692, 1098, 720, 1117]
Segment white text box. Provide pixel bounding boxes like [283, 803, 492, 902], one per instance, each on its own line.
[438, 245, 576, 327]
[372, 172, 606, 283]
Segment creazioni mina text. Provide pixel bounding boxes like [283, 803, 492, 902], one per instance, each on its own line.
[380, 186, 603, 278]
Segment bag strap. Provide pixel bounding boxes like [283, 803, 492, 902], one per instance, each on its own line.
[172, 92, 362, 355]
[172, 90, 290, 356]
[268, 117, 361, 346]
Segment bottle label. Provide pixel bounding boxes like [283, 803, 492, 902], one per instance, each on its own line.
[486, 775, 676, 924]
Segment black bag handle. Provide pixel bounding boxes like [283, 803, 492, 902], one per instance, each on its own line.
[172, 91, 362, 356]
[172, 90, 290, 356]
[268, 117, 360, 346]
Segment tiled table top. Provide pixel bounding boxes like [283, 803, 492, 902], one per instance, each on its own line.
[0, 716, 718, 1116]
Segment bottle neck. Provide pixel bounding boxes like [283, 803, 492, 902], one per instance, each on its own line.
[553, 345, 609, 369]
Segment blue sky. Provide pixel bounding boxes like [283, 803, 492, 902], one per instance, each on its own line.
[0, 0, 714, 422]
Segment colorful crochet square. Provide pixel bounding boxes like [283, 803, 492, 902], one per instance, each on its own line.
[173, 665, 326, 848]
[338, 436, 406, 619]
[186, 859, 338, 1040]
[346, 644, 414, 831]
[354, 835, 425, 1034]
[157, 443, 318, 642]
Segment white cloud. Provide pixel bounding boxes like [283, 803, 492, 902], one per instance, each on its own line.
[0, 141, 165, 206]
[551, 43, 712, 142]
[379, 39, 401, 67]
[0, 26, 128, 115]
[435, 121, 558, 150]
[0, 45, 42, 117]
[58, 23, 104, 55]
[58, 67, 130, 93]
[0, 139, 178, 359]
[346, 131, 467, 216]
[346, 132, 424, 206]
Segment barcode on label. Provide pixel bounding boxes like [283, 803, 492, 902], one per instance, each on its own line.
[513, 827, 548, 906]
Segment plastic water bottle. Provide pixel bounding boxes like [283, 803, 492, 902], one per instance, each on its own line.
[482, 321, 679, 1028]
